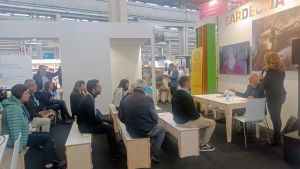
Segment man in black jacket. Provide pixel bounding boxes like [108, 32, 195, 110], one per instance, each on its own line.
[24, 79, 51, 132]
[123, 79, 165, 163]
[172, 76, 216, 152]
[77, 79, 122, 160]
[33, 65, 60, 92]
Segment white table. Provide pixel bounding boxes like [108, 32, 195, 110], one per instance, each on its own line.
[0, 135, 9, 165]
[193, 94, 260, 143]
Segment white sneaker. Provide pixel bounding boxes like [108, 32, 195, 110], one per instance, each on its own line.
[200, 144, 215, 152]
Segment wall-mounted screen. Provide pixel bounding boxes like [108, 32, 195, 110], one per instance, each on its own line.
[219, 41, 250, 75]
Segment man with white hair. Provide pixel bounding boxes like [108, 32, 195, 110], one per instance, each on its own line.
[123, 79, 165, 163]
[229, 74, 265, 134]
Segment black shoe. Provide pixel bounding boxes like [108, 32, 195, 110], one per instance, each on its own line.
[157, 100, 163, 103]
[51, 160, 66, 169]
[200, 144, 215, 152]
[164, 100, 170, 104]
[150, 142, 164, 158]
[111, 153, 124, 160]
[151, 154, 161, 163]
[61, 121, 72, 125]
[215, 118, 226, 124]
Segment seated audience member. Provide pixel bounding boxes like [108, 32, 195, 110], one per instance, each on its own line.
[155, 69, 170, 104]
[70, 80, 86, 119]
[24, 79, 51, 132]
[229, 74, 265, 133]
[70, 80, 111, 124]
[40, 81, 72, 125]
[118, 84, 135, 123]
[113, 79, 129, 110]
[172, 76, 216, 151]
[124, 79, 165, 163]
[0, 86, 7, 102]
[33, 65, 61, 92]
[77, 79, 122, 160]
[1, 84, 66, 169]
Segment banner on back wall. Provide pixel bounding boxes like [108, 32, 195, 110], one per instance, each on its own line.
[0, 55, 32, 89]
[199, 0, 250, 20]
[191, 48, 203, 95]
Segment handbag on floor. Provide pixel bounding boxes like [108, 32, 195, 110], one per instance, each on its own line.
[281, 116, 298, 135]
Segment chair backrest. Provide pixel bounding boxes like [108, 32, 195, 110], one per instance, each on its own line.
[244, 98, 266, 122]
[10, 133, 21, 169]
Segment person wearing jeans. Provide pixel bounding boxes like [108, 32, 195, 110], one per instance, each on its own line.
[40, 81, 72, 125]
[165, 63, 179, 97]
[1, 84, 65, 169]
[124, 79, 165, 163]
[77, 79, 122, 160]
[24, 79, 51, 132]
[172, 76, 216, 151]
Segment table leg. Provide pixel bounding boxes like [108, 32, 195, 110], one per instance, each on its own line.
[255, 122, 260, 138]
[225, 107, 233, 142]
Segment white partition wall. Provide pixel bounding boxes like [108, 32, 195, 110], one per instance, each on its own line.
[0, 21, 153, 114]
[218, 1, 300, 129]
[110, 38, 147, 95]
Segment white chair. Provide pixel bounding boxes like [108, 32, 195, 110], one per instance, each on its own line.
[11, 133, 22, 169]
[233, 98, 271, 148]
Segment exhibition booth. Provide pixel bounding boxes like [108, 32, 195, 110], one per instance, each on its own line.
[192, 0, 300, 132]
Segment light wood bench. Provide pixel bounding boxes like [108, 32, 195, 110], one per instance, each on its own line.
[155, 105, 162, 113]
[65, 122, 92, 169]
[109, 104, 119, 133]
[117, 119, 151, 169]
[2, 147, 28, 169]
[109, 104, 163, 134]
[158, 112, 200, 158]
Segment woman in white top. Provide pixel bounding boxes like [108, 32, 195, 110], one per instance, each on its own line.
[113, 79, 129, 110]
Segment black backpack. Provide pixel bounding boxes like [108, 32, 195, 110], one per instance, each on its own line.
[281, 116, 298, 135]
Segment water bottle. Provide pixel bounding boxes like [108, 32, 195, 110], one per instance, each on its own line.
[226, 91, 230, 102]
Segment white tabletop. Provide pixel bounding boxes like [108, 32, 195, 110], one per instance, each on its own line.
[193, 94, 248, 105]
[0, 135, 9, 165]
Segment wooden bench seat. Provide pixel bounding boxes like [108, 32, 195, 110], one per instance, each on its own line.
[109, 104, 163, 134]
[117, 119, 150, 169]
[158, 112, 200, 158]
[65, 122, 92, 169]
[109, 104, 119, 133]
[2, 147, 28, 169]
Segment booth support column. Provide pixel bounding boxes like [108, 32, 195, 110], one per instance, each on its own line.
[151, 35, 156, 102]
[108, 0, 128, 22]
[167, 41, 171, 55]
[179, 0, 186, 10]
[179, 27, 188, 55]
[55, 14, 61, 21]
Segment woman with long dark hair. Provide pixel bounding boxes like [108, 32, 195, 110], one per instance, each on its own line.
[113, 79, 129, 110]
[258, 52, 286, 146]
[40, 81, 72, 124]
[70, 80, 86, 118]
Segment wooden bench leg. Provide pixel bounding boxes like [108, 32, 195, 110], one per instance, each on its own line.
[127, 140, 151, 169]
[178, 130, 200, 158]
